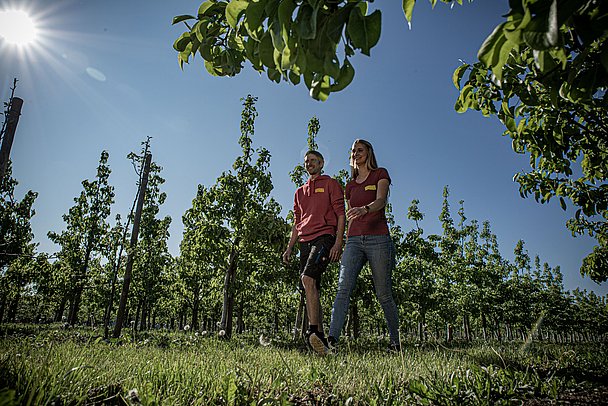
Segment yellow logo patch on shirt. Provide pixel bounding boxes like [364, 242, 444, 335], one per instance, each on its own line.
[365, 185, 377, 191]
[315, 188, 325, 193]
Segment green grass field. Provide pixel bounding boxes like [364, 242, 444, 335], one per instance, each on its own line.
[1, 324, 607, 405]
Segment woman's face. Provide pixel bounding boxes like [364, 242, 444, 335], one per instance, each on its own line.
[351, 142, 368, 166]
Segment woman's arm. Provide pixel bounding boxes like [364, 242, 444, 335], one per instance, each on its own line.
[346, 178, 390, 221]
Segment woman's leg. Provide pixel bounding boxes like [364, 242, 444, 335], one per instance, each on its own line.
[329, 237, 365, 341]
[366, 234, 400, 344]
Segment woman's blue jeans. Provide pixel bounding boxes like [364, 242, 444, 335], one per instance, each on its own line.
[329, 234, 400, 344]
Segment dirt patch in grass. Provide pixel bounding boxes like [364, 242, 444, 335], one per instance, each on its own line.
[525, 385, 608, 405]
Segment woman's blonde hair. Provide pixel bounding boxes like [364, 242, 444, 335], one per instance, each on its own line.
[350, 139, 378, 179]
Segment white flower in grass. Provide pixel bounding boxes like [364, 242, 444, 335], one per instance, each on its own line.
[218, 330, 226, 337]
[259, 334, 271, 347]
[128, 388, 140, 402]
[184, 325, 190, 331]
[195, 331, 199, 336]
[201, 330, 208, 336]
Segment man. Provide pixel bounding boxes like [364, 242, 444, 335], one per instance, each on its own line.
[282, 150, 345, 355]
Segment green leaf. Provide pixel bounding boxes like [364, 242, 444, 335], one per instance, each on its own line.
[323, 53, 340, 79]
[402, 0, 415, 29]
[281, 42, 296, 71]
[173, 32, 191, 52]
[288, 71, 301, 85]
[204, 59, 220, 76]
[478, 22, 507, 67]
[326, 5, 352, 44]
[295, 4, 317, 40]
[199, 42, 214, 61]
[267, 67, 281, 83]
[452, 63, 469, 90]
[259, 33, 276, 68]
[245, 0, 268, 40]
[455, 84, 474, 113]
[198, 1, 219, 18]
[172, 15, 197, 25]
[226, 0, 249, 28]
[310, 74, 331, 101]
[269, 16, 285, 52]
[491, 35, 515, 81]
[330, 59, 355, 92]
[347, 9, 382, 56]
[533, 50, 556, 73]
[278, 0, 296, 45]
[522, 0, 559, 50]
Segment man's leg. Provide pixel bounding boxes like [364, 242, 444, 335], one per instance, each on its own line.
[302, 275, 322, 330]
[302, 236, 334, 354]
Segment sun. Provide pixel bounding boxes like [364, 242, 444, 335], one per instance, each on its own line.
[0, 9, 38, 46]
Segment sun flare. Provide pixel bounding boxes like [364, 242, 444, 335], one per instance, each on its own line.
[0, 9, 38, 46]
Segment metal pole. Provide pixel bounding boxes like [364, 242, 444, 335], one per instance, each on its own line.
[0, 97, 23, 180]
[113, 152, 152, 339]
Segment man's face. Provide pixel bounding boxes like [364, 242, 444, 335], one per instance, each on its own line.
[304, 154, 323, 176]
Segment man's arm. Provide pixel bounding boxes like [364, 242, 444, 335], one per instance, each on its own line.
[282, 224, 299, 264]
[329, 179, 346, 262]
[329, 214, 345, 262]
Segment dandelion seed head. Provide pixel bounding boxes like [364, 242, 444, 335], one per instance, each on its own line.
[128, 388, 140, 402]
[218, 330, 226, 337]
[259, 334, 271, 346]
[184, 325, 190, 331]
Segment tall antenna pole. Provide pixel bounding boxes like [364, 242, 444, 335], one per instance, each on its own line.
[0, 79, 23, 180]
[113, 146, 152, 338]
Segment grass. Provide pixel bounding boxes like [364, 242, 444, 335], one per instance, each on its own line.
[0, 324, 606, 405]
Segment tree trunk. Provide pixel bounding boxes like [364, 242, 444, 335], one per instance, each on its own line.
[481, 312, 488, 341]
[220, 241, 239, 339]
[7, 293, 20, 322]
[104, 241, 126, 338]
[446, 323, 453, 342]
[134, 300, 142, 331]
[418, 310, 427, 342]
[54, 294, 68, 322]
[236, 300, 245, 334]
[140, 297, 148, 331]
[191, 285, 201, 331]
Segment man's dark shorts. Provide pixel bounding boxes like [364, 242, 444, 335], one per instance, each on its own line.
[299, 234, 335, 284]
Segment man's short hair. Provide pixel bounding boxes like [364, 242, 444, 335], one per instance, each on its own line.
[305, 150, 324, 162]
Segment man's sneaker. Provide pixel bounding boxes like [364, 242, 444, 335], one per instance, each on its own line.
[387, 342, 401, 353]
[308, 331, 330, 355]
[303, 329, 314, 351]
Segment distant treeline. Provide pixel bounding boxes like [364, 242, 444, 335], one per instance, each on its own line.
[1, 97, 606, 343]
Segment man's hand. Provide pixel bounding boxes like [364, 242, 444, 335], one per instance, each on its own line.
[329, 241, 342, 262]
[282, 246, 293, 264]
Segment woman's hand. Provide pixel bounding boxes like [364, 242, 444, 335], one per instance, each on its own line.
[346, 206, 368, 221]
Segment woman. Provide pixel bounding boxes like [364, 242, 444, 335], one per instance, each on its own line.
[328, 139, 400, 351]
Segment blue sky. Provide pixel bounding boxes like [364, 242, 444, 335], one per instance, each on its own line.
[1, 0, 605, 296]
